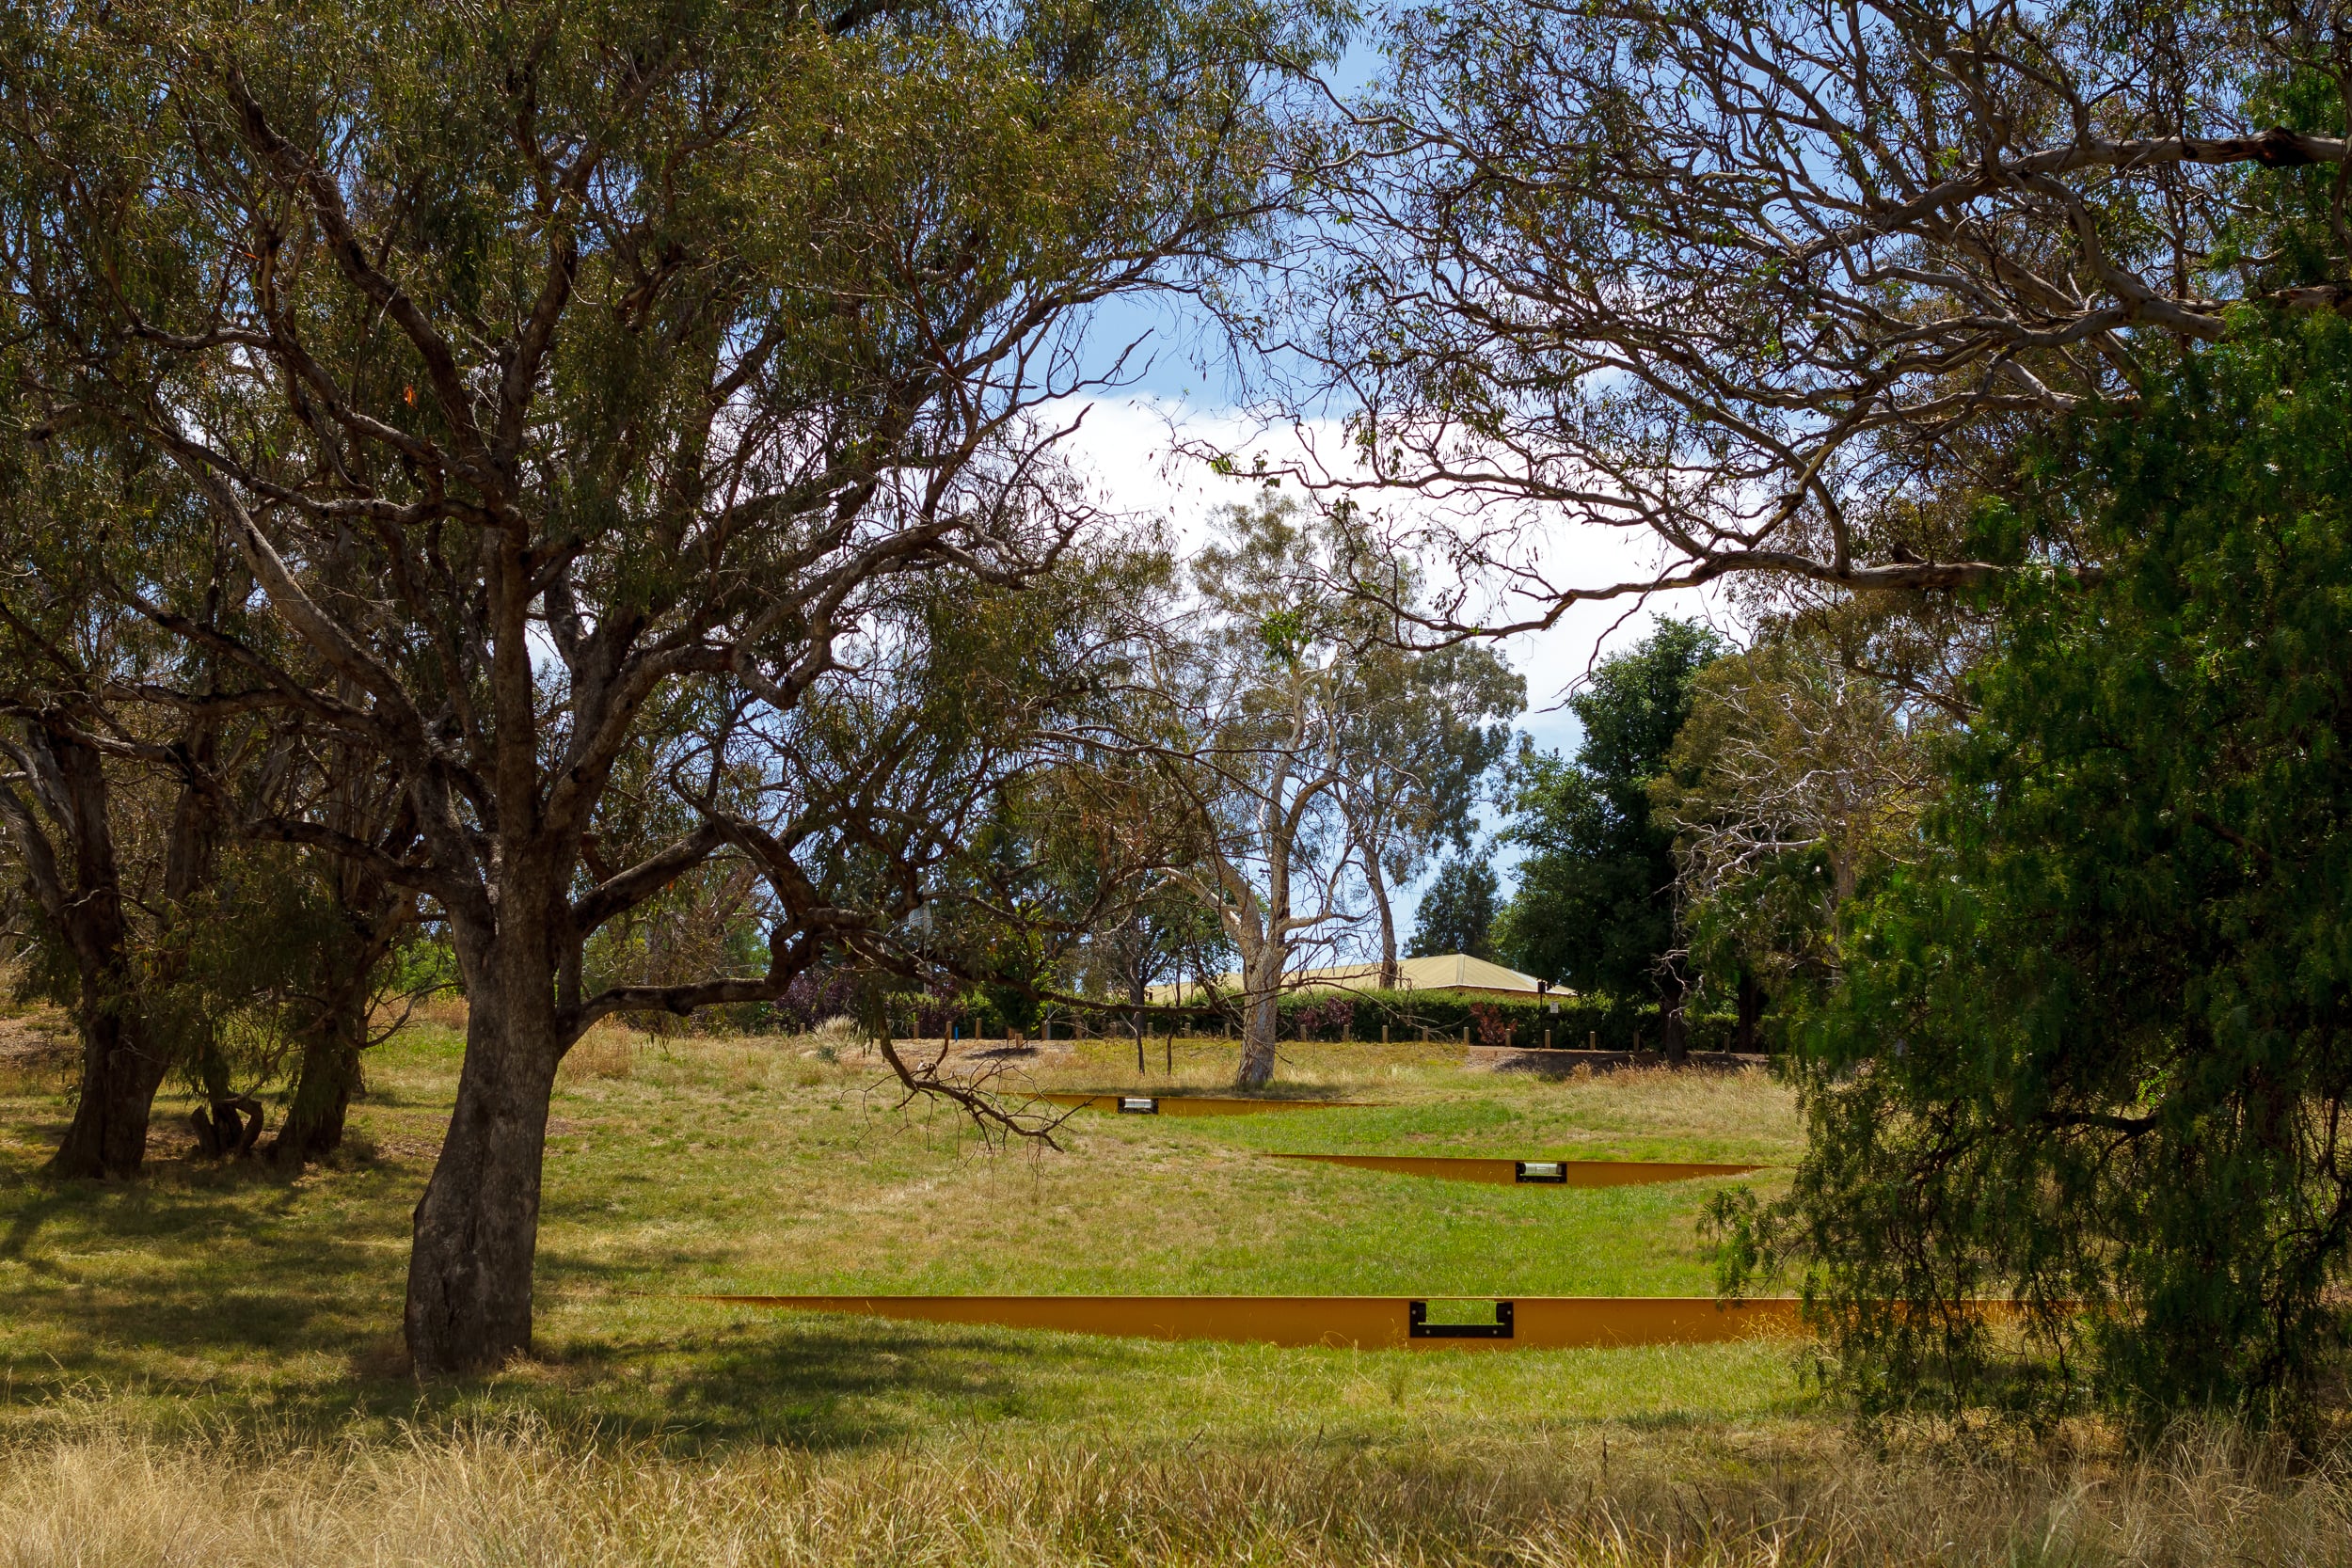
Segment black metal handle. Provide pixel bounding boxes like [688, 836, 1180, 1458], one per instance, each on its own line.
[1408, 1300, 1515, 1338]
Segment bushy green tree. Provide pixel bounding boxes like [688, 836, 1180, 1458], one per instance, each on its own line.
[1719, 317, 2352, 1434]
[1406, 857, 1497, 960]
[1495, 620, 1722, 1053]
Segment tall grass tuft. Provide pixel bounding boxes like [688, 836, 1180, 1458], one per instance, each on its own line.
[1, 1414, 2345, 1566]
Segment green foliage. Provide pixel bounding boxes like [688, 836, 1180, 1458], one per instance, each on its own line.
[1496, 621, 1724, 997]
[1722, 317, 2352, 1434]
[1406, 857, 1498, 960]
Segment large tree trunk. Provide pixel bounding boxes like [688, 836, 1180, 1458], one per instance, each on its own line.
[1235, 942, 1283, 1088]
[1734, 967, 1764, 1054]
[52, 986, 171, 1179]
[272, 992, 365, 1164]
[10, 721, 170, 1180]
[403, 915, 562, 1377]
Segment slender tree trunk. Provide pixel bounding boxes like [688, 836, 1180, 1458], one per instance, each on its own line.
[1361, 849, 1399, 990]
[403, 902, 562, 1376]
[273, 872, 407, 1165]
[276, 748, 413, 1166]
[1660, 971, 1691, 1066]
[1129, 964, 1147, 1074]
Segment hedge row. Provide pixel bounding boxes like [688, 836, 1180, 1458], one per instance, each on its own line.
[1030, 988, 1741, 1053]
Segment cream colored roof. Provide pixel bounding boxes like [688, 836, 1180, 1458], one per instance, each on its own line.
[1148, 953, 1559, 1004]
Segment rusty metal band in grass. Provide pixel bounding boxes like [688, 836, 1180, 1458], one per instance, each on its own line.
[692, 1293, 1808, 1350]
[1035, 1093, 1380, 1117]
[1268, 1153, 1765, 1186]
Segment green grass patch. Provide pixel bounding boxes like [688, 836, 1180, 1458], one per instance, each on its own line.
[0, 1022, 1809, 1451]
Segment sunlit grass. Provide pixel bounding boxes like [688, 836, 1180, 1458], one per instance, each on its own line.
[0, 1019, 1801, 1443]
[5, 1020, 2348, 1564]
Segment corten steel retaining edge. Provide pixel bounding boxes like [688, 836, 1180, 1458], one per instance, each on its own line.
[687, 1294, 1812, 1350]
[1034, 1093, 1383, 1117]
[1267, 1154, 1765, 1186]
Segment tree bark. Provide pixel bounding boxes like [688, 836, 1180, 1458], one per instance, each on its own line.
[1734, 967, 1764, 1054]
[53, 993, 171, 1179]
[1129, 962, 1147, 1075]
[8, 722, 171, 1180]
[402, 900, 561, 1376]
[272, 851, 409, 1166]
[1361, 846, 1399, 990]
[1660, 972, 1691, 1066]
[1235, 942, 1283, 1087]
[272, 994, 365, 1165]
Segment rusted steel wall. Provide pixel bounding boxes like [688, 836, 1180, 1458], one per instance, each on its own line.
[1267, 1154, 1763, 1186]
[697, 1293, 1807, 1350]
[1034, 1093, 1372, 1117]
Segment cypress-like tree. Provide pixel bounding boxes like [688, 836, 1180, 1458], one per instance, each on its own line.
[1495, 621, 1721, 1053]
[1720, 318, 2352, 1433]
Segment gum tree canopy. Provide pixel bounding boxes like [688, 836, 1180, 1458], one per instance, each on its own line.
[0, 0, 1321, 1373]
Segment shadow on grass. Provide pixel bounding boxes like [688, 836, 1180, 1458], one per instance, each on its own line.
[532, 1310, 1169, 1452]
[0, 1103, 424, 1425]
[0, 1113, 1154, 1455]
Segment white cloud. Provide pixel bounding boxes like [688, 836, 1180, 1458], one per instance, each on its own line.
[1054, 392, 1748, 759]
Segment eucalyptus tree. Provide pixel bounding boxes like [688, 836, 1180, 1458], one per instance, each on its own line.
[1650, 629, 1938, 1046]
[1333, 638, 1519, 989]
[1089, 878, 1229, 1061]
[0, 0, 1327, 1371]
[0, 408, 422, 1172]
[1280, 0, 2352, 626]
[0, 422, 275, 1178]
[1141, 494, 1362, 1085]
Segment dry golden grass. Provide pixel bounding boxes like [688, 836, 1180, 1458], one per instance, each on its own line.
[557, 1022, 644, 1083]
[1, 1412, 2345, 1567]
[0, 1003, 73, 1101]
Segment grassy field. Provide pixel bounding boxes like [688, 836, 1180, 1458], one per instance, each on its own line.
[2, 1012, 2346, 1565]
